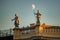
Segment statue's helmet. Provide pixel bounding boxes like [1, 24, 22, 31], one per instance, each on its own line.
[15, 14, 18, 17]
[37, 10, 39, 13]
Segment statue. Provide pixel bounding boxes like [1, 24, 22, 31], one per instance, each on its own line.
[12, 14, 19, 27]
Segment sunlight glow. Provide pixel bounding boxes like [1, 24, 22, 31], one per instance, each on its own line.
[32, 4, 35, 10]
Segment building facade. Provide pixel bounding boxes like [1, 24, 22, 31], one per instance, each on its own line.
[13, 10, 60, 40]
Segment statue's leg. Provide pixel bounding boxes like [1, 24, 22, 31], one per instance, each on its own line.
[17, 24, 19, 27]
[16, 24, 19, 27]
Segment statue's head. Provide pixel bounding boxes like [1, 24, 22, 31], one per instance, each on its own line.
[15, 14, 18, 17]
[37, 10, 40, 13]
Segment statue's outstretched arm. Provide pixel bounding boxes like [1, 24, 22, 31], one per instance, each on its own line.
[11, 18, 15, 21]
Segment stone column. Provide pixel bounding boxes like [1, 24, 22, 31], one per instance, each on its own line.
[13, 28, 21, 40]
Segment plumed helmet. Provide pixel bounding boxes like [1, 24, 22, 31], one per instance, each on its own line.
[15, 14, 18, 17]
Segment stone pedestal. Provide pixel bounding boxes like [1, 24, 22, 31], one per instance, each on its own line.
[13, 27, 21, 40]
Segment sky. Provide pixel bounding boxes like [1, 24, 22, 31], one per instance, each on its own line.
[0, 0, 60, 30]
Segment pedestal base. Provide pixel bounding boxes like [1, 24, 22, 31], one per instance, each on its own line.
[13, 27, 21, 40]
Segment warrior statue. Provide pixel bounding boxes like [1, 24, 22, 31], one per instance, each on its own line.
[12, 14, 19, 27]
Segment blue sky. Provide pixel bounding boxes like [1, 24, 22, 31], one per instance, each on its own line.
[0, 0, 60, 30]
